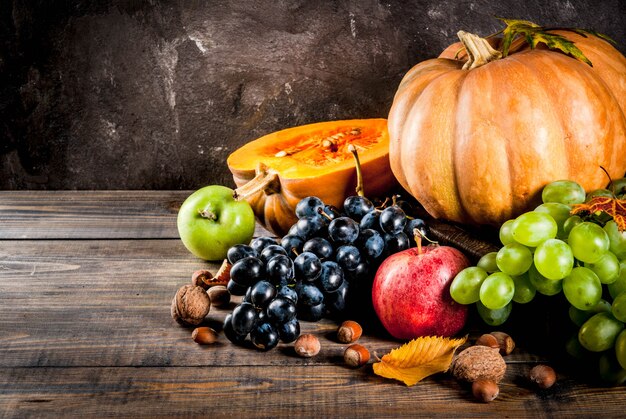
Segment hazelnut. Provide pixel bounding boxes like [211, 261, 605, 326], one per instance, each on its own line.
[191, 270, 214, 290]
[294, 334, 320, 358]
[490, 331, 515, 356]
[207, 285, 230, 308]
[344, 344, 370, 368]
[475, 333, 499, 349]
[192, 327, 218, 344]
[529, 364, 557, 389]
[451, 345, 506, 383]
[337, 320, 362, 344]
[472, 379, 499, 403]
[171, 284, 211, 325]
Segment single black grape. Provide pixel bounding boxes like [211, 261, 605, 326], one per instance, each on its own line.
[230, 256, 264, 286]
[404, 218, 429, 245]
[249, 281, 277, 308]
[250, 237, 277, 253]
[260, 244, 288, 264]
[227, 279, 249, 296]
[266, 296, 297, 324]
[231, 302, 258, 335]
[384, 231, 410, 255]
[379, 206, 407, 234]
[281, 234, 305, 256]
[295, 196, 325, 218]
[343, 195, 374, 221]
[277, 318, 300, 343]
[296, 283, 324, 306]
[303, 237, 334, 261]
[278, 285, 298, 304]
[223, 313, 247, 345]
[266, 254, 294, 285]
[325, 280, 349, 317]
[318, 260, 344, 293]
[293, 252, 322, 281]
[336, 245, 361, 271]
[328, 217, 359, 244]
[356, 228, 384, 260]
[250, 321, 279, 351]
[360, 210, 381, 232]
[227, 244, 258, 265]
[288, 224, 301, 237]
[296, 215, 326, 240]
[297, 301, 325, 322]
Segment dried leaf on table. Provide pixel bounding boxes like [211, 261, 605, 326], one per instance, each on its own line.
[571, 196, 626, 231]
[373, 335, 467, 386]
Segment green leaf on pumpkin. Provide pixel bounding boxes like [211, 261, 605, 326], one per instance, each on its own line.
[495, 17, 614, 67]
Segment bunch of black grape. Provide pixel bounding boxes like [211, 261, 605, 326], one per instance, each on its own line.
[222, 194, 429, 351]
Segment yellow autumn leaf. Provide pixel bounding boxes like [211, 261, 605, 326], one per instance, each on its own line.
[373, 335, 467, 386]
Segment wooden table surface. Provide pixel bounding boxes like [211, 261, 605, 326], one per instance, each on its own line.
[1, 190, 625, 418]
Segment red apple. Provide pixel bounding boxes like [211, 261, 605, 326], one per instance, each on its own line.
[372, 244, 470, 340]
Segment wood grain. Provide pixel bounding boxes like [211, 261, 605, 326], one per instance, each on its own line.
[1, 191, 624, 417]
[0, 191, 273, 239]
[1, 365, 623, 418]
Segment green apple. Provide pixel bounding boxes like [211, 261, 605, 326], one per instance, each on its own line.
[177, 185, 255, 261]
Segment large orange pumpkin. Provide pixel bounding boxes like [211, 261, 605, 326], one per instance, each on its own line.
[227, 119, 395, 236]
[388, 30, 626, 226]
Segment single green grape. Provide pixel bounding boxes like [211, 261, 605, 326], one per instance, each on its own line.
[586, 188, 613, 201]
[541, 179, 586, 205]
[479, 272, 515, 310]
[512, 272, 536, 304]
[565, 333, 589, 360]
[612, 177, 626, 197]
[499, 219, 516, 246]
[599, 352, 626, 386]
[568, 299, 612, 327]
[612, 292, 626, 323]
[608, 261, 626, 300]
[616, 329, 626, 370]
[477, 252, 499, 273]
[604, 220, 626, 260]
[585, 251, 620, 284]
[578, 312, 625, 352]
[511, 212, 557, 247]
[496, 243, 533, 276]
[476, 300, 513, 326]
[450, 267, 488, 305]
[533, 238, 574, 280]
[528, 264, 563, 296]
[563, 267, 602, 310]
[563, 215, 583, 237]
[568, 222, 610, 263]
[534, 202, 572, 239]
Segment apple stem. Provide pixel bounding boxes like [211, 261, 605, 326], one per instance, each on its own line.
[414, 228, 438, 255]
[348, 144, 365, 197]
[233, 163, 280, 201]
[198, 209, 217, 221]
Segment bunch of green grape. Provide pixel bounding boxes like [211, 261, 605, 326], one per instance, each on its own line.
[450, 178, 626, 378]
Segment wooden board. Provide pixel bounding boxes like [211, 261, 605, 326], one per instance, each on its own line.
[1, 191, 625, 417]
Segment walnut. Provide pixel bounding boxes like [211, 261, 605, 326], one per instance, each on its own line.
[451, 345, 506, 383]
[171, 284, 211, 325]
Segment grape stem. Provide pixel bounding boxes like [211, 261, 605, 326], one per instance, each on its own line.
[348, 144, 365, 197]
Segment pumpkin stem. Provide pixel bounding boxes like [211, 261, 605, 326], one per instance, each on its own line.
[233, 163, 280, 201]
[457, 30, 502, 70]
[348, 144, 365, 197]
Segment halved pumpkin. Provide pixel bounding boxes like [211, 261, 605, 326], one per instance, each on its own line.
[227, 119, 395, 236]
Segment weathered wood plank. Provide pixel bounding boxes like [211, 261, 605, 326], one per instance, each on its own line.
[0, 239, 544, 368]
[0, 191, 273, 239]
[1, 365, 623, 418]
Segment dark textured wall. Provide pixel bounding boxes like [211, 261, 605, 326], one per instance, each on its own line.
[1, 0, 625, 190]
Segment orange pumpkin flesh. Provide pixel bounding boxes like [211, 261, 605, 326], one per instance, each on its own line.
[389, 31, 626, 226]
[227, 119, 394, 235]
